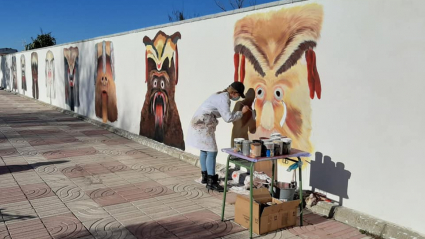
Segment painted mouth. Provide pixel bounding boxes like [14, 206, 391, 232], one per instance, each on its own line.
[151, 91, 167, 127]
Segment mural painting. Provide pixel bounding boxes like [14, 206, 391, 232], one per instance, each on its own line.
[11, 56, 17, 92]
[94, 41, 118, 123]
[64, 47, 80, 111]
[231, 3, 323, 169]
[31, 52, 39, 99]
[140, 31, 185, 150]
[45, 50, 55, 101]
[21, 55, 27, 94]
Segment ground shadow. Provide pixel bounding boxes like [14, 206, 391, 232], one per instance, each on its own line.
[0, 160, 68, 175]
[309, 152, 351, 205]
[0, 208, 36, 222]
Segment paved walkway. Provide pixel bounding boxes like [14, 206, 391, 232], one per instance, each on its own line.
[0, 90, 371, 239]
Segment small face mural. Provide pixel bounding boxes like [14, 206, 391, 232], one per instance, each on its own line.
[31, 52, 39, 99]
[45, 50, 55, 100]
[64, 47, 80, 111]
[94, 41, 118, 123]
[232, 3, 323, 166]
[140, 31, 185, 150]
[21, 55, 27, 93]
[11, 56, 17, 91]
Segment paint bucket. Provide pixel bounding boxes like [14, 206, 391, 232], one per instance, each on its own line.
[281, 138, 292, 155]
[242, 140, 251, 156]
[273, 140, 283, 156]
[233, 138, 244, 152]
[273, 181, 296, 201]
[264, 142, 275, 157]
[250, 143, 261, 157]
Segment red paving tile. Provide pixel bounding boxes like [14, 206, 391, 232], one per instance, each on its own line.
[21, 183, 55, 200]
[42, 213, 91, 239]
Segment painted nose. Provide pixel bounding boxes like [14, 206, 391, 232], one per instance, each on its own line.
[101, 76, 108, 86]
[260, 101, 275, 130]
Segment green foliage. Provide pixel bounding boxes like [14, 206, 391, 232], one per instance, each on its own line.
[25, 29, 56, 50]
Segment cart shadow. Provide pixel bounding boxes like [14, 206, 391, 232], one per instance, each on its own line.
[309, 152, 351, 206]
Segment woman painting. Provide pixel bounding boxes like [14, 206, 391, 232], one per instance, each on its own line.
[187, 82, 249, 192]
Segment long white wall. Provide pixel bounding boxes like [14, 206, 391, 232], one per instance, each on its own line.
[1, 0, 424, 235]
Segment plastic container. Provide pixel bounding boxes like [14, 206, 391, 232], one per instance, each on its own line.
[264, 142, 274, 157]
[250, 143, 261, 157]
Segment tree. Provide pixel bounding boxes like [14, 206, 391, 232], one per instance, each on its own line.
[25, 29, 56, 50]
[168, 10, 200, 22]
[214, 0, 257, 11]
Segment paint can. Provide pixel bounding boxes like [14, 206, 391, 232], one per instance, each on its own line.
[270, 133, 282, 138]
[250, 143, 261, 157]
[273, 140, 283, 156]
[281, 138, 292, 155]
[260, 138, 271, 157]
[242, 140, 251, 156]
[233, 138, 244, 152]
[264, 142, 275, 157]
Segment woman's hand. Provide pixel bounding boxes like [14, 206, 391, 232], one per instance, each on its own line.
[242, 105, 250, 114]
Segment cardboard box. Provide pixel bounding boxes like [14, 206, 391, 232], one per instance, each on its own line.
[234, 188, 300, 235]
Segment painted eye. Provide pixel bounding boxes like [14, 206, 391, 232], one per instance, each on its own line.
[153, 79, 158, 87]
[161, 80, 165, 89]
[256, 87, 264, 99]
[274, 88, 283, 100]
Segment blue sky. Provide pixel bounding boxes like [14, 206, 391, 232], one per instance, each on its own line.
[1, 0, 278, 51]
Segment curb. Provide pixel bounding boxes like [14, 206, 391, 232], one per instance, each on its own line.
[310, 201, 425, 239]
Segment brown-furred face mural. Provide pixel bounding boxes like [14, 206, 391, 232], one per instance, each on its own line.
[31, 52, 39, 99]
[140, 31, 185, 150]
[11, 56, 17, 92]
[21, 55, 27, 94]
[45, 50, 55, 101]
[232, 3, 323, 167]
[94, 41, 117, 123]
[64, 47, 80, 111]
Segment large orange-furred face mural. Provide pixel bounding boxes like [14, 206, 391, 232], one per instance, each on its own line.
[139, 31, 185, 150]
[94, 41, 118, 123]
[232, 3, 323, 166]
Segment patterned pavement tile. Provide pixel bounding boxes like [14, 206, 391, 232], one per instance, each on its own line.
[21, 183, 55, 200]
[82, 217, 137, 239]
[0, 187, 27, 205]
[30, 196, 71, 218]
[52, 184, 90, 203]
[104, 202, 150, 226]
[42, 213, 91, 239]
[65, 199, 110, 222]
[6, 219, 51, 239]
[1, 201, 38, 224]
[12, 171, 43, 185]
[71, 176, 107, 191]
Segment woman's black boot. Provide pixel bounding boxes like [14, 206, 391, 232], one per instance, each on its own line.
[201, 171, 207, 184]
[206, 174, 224, 192]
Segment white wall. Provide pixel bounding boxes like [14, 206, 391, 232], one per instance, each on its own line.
[1, 0, 424, 234]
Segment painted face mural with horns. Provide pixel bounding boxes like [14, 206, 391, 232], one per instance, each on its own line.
[45, 50, 55, 99]
[232, 3, 323, 162]
[94, 41, 118, 123]
[139, 31, 185, 150]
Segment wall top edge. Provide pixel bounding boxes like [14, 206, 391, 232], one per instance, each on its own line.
[13, 0, 306, 54]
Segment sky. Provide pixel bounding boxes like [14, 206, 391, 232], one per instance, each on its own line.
[1, 0, 278, 51]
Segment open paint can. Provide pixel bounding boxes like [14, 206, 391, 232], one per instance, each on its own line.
[264, 142, 275, 157]
[250, 143, 261, 157]
[233, 138, 244, 152]
[281, 138, 292, 155]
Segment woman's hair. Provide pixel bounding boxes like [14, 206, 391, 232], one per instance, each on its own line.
[217, 86, 238, 94]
